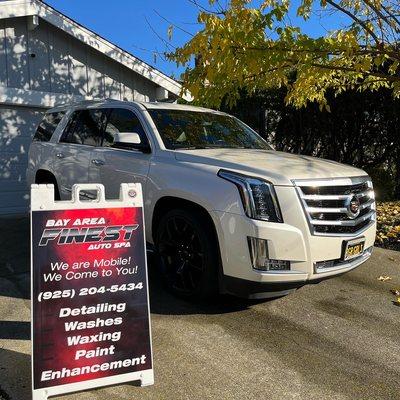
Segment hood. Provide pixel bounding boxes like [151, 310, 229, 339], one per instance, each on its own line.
[174, 148, 367, 186]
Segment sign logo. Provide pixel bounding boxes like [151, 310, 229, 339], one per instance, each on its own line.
[346, 195, 361, 219]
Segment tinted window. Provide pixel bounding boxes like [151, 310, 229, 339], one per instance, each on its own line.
[33, 112, 65, 142]
[103, 108, 147, 147]
[149, 109, 271, 150]
[61, 109, 105, 146]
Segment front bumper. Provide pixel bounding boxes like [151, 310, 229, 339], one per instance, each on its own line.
[220, 247, 373, 299]
[211, 185, 376, 298]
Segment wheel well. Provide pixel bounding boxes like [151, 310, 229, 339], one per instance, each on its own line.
[35, 169, 60, 200]
[35, 169, 57, 184]
[152, 197, 218, 244]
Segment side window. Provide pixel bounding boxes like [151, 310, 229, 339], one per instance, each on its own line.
[61, 109, 105, 146]
[103, 108, 147, 147]
[33, 112, 65, 142]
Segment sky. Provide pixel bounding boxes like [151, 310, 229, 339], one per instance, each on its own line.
[44, 0, 342, 79]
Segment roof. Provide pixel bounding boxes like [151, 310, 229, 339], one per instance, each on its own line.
[0, 0, 191, 101]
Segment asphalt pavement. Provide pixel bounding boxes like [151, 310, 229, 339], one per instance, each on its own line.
[0, 216, 400, 400]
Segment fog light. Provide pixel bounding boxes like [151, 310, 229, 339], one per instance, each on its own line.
[314, 260, 335, 272]
[247, 237, 290, 271]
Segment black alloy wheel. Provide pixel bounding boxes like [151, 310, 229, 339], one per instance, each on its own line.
[155, 209, 219, 299]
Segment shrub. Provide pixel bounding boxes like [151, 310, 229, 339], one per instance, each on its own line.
[376, 202, 400, 251]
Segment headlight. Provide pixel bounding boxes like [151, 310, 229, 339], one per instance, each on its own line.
[218, 170, 283, 222]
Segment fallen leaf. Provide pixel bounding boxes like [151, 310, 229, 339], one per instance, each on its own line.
[378, 275, 392, 282]
[390, 288, 400, 296]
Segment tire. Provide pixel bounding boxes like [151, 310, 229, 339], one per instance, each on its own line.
[154, 208, 219, 299]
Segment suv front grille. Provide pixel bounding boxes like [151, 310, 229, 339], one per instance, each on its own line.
[294, 177, 376, 236]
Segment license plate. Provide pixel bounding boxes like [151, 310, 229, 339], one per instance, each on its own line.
[343, 238, 365, 261]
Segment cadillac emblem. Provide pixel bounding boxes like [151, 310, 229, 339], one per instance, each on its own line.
[346, 195, 361, 219]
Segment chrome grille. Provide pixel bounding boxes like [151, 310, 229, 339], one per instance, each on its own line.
[294, 177, 376, 236]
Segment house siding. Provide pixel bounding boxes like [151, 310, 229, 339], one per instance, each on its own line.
[0, 17, 158, 101]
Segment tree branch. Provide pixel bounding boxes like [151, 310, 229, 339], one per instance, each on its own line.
[229, 44, 400, 62]
[153, 9, 195, 37]
[188, 0, 226, 15]
[144, 15, 176, 51]
[363, 0, 399, 32]
[325, 0, 382, 47]
[380, 3, 400, 30]
[309, 62, 400, 82]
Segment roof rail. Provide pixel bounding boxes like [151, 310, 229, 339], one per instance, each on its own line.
[56, 98, 124, 108]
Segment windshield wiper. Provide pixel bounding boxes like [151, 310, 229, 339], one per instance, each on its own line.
[173, 146, 209, 150]
[173, 145, 266, 150]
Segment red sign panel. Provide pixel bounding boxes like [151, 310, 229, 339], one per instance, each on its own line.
[31, 204, 152, 393]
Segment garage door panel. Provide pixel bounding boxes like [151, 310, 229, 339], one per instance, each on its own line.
[0, 166, 28, 181]
[0, 190, 29, 206]
[0, 130, 36, 139]
[0, 178, 27, 189]
[0, 107, 42, 135]
[0, 106, 43, 215]
[0, 205, 27, 214]
[0, 155, 29, 163]
[0, 151, 29, 158]
[0, 136, 31, 154]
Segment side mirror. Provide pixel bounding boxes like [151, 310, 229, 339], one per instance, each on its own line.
[114, 132, 141, 145]
[113, 132, 151, 153]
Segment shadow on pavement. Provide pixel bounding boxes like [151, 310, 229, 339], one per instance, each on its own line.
[0, 216, 29, 277]
[147, 253, 271, 316]
[0, 321, 30, 340]
[0, 348, 31, 400]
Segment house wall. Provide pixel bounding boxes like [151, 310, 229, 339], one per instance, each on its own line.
[0, 16, 158, 101]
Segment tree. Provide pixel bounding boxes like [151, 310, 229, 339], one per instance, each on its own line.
[170, 0, 400, 109]
[220, 86, 400, 199]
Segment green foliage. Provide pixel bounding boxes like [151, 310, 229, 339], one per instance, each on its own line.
[170, 0, 400, 109]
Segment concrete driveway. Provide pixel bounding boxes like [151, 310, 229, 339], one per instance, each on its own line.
[0, 216, 399, 400]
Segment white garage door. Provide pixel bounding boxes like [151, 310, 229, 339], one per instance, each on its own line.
[0, 105, 44, 215]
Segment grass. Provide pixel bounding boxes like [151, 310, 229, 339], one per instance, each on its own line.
[375, 201, 400, 251]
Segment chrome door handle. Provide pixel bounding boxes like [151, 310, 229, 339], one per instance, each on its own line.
[56, 152, 64, 159]
[91, 159, 105, 166]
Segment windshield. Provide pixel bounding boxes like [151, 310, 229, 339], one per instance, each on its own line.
[148, 109, 272, 150]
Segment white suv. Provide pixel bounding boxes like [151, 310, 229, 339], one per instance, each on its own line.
[27, 100, 376, 299]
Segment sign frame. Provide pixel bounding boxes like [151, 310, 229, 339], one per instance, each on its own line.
[31, 183, 154, 400]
